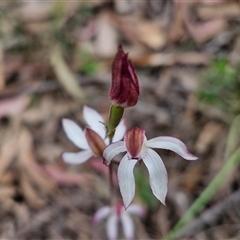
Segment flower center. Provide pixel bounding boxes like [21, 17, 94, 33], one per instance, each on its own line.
[124, 127, 145, 159]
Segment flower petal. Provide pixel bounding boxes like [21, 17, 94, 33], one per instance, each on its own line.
[62, 150, 93, 164]
[142, 149, 168, 205]
[106, 213, 118, 240]
[127, 204, 146, 217]
[147, 137, 198, 160]
[118, 154, 138, 208]
[83, 106, 105, 139]
[103, 141, 126, 165]
[93, 206, 111, 223]
[62, 118, 89, 149]
[112, 119, 126, 142]
[121, 210, 135, 240]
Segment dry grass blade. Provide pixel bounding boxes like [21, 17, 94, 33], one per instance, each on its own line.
[50, 46, 85, 102]
[20, 174, 46, 209]
[177, 188, 240, 238]
[0, 133, 18, 181]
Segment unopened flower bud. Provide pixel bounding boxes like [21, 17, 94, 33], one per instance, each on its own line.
[85, 127, 106, 157]
[109, 44, 139, 108]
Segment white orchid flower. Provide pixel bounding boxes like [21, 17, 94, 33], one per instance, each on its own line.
[93, 202, 146, 240]
[103, 127, 198, 208]
[62, 106, 126, 165]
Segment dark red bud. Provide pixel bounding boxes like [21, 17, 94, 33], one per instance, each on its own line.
[109, 44, 139, 107]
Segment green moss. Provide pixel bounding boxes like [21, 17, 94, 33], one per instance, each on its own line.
[77, 50, 99, 75]
[198, 57, 240, 115]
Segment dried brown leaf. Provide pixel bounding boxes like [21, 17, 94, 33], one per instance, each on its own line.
[16, 1, 82, 22]
[133, 52, 209, 67]
[195, 121, 223, 154]
[0, 172, 15, 185]
[16, 1, 54, 22]
[112, 14, 166, 49]
[37, 143, 63, 163]
[133, 53, 175, 67]
[168, 2, 185, 43]
[198, 2, 240, 20]
[0, 95, 29, 118]
[0, 186, 16, 199]
[173, 69, 199, 91]
[134, 20, 167, 50]
[18, 128, 56, 195]
[0, 133, 18, 179]
[185, 17, 228, 43]
[0, 221, 15, 240]
[156, 68, 172, 98]
[184, 93, 198, 121]
[23, 163, 56, 196]
[200, 0, 226, 5]
[94, 11, 118, 57]
[174, 52, 210, 65]
[14, 204, 30, 229]
[183, 164, 205, 193]
[20, 174, 46, 209]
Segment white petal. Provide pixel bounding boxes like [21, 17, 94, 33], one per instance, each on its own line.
[112, 119, 126, 142]
[147, 136, 198, 160]
[103, 141, 126, 165]
[118, 154, 138, 208]
[62, 150, 93, 164]
[93, 206, 111, 223]
[121, 210, 135, 240]
[142, 149, 168, 205]
[106, 213, 118, 240]
[83, 106, 106, 139]
[62, 118, 89, 149]
[127, 204, 146, 217]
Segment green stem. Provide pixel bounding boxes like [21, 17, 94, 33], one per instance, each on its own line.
[107, 105, 124, 140]
[166, 147, 240, 239]
[108, 137, 114, 205]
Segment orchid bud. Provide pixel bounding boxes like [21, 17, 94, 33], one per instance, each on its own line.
[109, 44, 139, 108]
[85, 127, 106, 157]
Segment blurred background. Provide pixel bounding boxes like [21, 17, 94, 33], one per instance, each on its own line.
[0, 0, 240, 239]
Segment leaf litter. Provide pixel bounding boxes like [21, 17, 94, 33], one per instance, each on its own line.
[0, 0, 240, 239]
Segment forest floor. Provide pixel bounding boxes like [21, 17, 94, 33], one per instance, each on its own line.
[0, 1, 240, 239]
